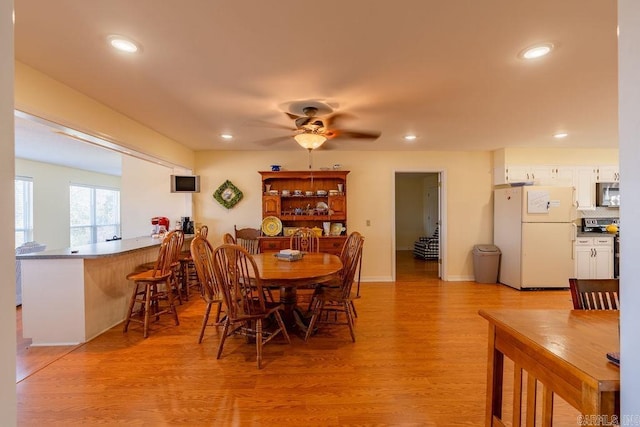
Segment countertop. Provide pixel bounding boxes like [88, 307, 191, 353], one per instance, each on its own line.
[16, 235, 194, 260]
[576, 232, 617, 238]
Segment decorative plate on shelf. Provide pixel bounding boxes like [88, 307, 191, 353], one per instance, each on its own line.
[213, 180, 243, 209]
[261, 216, 283, 236]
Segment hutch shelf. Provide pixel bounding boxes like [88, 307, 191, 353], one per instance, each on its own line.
[258, 170, 349, 255]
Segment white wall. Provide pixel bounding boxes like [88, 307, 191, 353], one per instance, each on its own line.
[193, 149, 494, 282]
[120, 155, 193, 237]
[1, 0, 17, 424]
[15, 159, 121, 250]
[619, 0, 640, 415]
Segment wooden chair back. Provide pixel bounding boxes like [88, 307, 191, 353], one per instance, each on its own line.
[212, 244, 268, 319]
[149, 230, 182, 277]
[222, 233, 236, 244]
[198, 225, 209, 239]
[289, 227, 320, 253]
[190, 235, 222, 304]
[569, 278, 620, 310]
[338, 232, 364, 299]
[234, 225, 261, 254]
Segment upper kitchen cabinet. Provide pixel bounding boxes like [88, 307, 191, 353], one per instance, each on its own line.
[595, 165, 620, 182]
[494, 164, 574, 186]
[529, 165, 575, 186]
[574, 166, 597, 210]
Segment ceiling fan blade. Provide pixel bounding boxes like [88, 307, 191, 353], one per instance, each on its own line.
[285, 112, 301, 120]
[327, 129, 381, 140]
[323, 112, 355, 128]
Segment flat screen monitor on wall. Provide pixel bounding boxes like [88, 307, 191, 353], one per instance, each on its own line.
[171, 175, 200, 193]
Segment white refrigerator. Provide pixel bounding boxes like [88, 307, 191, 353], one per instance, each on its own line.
[494, 186, 576, 289]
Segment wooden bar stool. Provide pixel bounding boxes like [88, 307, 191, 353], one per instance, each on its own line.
[123, 231, 181, 338]
[179, 225, 208, 301]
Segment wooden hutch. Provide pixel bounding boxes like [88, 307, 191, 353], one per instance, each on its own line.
[259, 170, 349, 255]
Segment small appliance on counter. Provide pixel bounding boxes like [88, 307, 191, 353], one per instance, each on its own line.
[151, 217, 170, 235]
[180, 216, 195, 234]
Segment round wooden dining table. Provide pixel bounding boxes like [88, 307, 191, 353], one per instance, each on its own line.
[251, 252, 343, 328]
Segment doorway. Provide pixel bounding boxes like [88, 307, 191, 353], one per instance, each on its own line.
[394, 172, 441, 281]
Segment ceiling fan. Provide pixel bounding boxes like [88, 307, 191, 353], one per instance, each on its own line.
[254, 102, 381, 151]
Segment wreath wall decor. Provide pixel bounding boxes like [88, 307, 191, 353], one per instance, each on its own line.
[213, 180, 243, 209]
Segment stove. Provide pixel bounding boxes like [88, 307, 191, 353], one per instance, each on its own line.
[582, 217, 620, 278]
[582, 217, 620, 233]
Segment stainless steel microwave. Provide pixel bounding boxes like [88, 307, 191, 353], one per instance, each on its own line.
[596, 182, 620, 207]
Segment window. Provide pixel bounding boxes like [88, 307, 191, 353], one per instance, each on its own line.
[15, 177, 34, 248]
[70, 184, 120, 246]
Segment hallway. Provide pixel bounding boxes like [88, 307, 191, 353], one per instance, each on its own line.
[396, 249, 439, 282]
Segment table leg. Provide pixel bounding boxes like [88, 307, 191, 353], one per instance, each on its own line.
[485, 323, 504, 426]
[279, 285, 298, 328]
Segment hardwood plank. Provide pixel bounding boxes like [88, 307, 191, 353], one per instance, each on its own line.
[17, 256, 582, 425]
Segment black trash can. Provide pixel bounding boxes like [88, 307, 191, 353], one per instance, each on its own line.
[473, 244, 501, 283]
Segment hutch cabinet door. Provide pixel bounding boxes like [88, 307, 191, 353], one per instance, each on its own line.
[328, 195, 346, 219]
[262, 195, 281, 217]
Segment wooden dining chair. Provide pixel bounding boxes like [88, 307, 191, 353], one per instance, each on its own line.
[569, 278, 620, 310]
[222, 233, 236, 244]
[234, 225, 261, 254]
[305, 232, 364, 342]
[289, 227, 320, 253]
[124, 231, 181, 338]
[179, 226, 209, 301]
[190, 234, 225, 343]
[212, 244, 290, 368]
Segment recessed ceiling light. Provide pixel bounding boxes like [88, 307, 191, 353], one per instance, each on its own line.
[404, 134, 417, 141]
[220, 134, 233, 140]
[519, 43, 554, 60]
[107, 35, 141, 53]
[553, 132, 568, 139]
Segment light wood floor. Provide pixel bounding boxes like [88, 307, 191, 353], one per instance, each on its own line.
[17, 252, 581, 426]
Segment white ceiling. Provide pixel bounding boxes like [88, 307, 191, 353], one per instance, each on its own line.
[14, 1, 618, 156]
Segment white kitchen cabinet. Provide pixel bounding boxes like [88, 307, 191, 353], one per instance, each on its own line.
[504, 165, 533, 183]
[574, 235, 614, 279]
[529, 165, 575, 186]
[595, 165, 620, 182]
[574, 166, 597, 210]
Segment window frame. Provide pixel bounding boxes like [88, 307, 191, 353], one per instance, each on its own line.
[69, 183, 121, 246]
[15, 176, 34, 248]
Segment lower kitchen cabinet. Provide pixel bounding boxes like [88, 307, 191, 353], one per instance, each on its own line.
[574, 235, 614, 279]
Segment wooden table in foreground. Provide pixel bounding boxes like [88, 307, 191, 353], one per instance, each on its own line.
[479, 309, 620, 427]
[251, 252, 342, 327]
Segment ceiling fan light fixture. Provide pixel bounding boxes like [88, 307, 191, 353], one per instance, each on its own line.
[294, 133, 327, 150]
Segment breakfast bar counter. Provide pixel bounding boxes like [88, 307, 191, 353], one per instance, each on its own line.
[17, 235, 186, 346]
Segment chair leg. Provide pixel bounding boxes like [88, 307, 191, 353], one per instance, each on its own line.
[256, 319, 263, 369]
[273, 311, 291, 343]
[198, 302, 212, 344]
[350, 300, 358, 318]
[344, 301, 356, 342]
[217, 320, 231, 359]
[123, 282, 140, 333]
[143, 283, 152, 338]
[165, 279, 179, 326]
[304, 298, 324, 342]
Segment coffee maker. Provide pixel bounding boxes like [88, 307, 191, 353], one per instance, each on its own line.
[180, 216, 195, 234]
